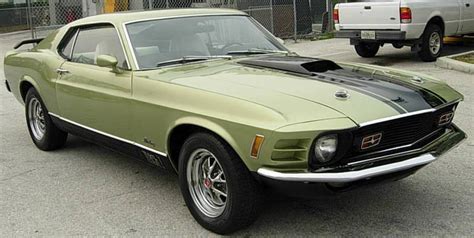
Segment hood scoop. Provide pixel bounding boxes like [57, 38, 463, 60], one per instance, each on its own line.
[238, 55, 342, 75]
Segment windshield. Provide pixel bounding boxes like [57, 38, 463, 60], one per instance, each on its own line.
[125, 15, 286, 69]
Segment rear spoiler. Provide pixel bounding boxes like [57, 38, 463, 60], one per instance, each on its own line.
[13, 38, 44, 49]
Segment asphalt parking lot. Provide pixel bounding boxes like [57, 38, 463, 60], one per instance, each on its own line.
[1, 32, 473, 236]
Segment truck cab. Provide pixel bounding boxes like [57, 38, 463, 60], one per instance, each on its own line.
[335, 0, 474, 61]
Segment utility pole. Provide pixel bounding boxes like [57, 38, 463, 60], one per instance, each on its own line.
[26, 0, 34, 38]
[49, 0, 57, 25]
[293, 0, 297, 42]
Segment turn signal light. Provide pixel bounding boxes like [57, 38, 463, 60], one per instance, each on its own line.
[333, 8, 339, 24]
[400, 7, 412, 23]
[250, 135, 264, 159]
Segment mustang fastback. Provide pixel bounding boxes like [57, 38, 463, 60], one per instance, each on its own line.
[3, 9, 466, 234]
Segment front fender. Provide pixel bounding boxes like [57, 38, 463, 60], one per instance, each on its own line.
[166, 116, 271, 171]
[167, 117, 240, 155]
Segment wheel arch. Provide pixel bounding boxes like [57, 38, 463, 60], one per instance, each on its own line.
[19, 76, 40, 103]
[425, 15, 445, 35]
[166, 118, 246, 172]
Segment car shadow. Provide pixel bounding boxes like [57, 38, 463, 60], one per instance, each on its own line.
[237, 180, 456, 236]
[328, 41, 474, 68]
[59, 135, 456, 236]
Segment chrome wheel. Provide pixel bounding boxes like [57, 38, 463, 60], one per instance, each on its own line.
[28, 97, 46, 140]
[429, 32, 441, 55]
[187, 148, 228, 218]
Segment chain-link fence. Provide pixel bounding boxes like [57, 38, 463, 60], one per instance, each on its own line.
[0, 7, 29, 33]
[1, 0, 339, 39]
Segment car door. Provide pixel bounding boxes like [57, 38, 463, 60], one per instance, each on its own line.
[55, 24, 133, 139]
[460, 0, 474, 34]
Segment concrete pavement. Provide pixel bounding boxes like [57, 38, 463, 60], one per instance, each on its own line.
[1, 32, 473, 236]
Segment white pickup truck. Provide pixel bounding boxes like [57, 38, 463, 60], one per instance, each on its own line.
[334, 0, 474, 61]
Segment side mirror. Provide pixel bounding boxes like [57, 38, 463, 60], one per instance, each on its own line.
[97, 54, 118, 67]
[276, 37, 285, 45]
[96, 55, 121, 73]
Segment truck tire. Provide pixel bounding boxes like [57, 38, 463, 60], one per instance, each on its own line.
[178, 132, 262, 234]
[354, 42, 380, 58]
[25, 88, 68, 150]
[392, 43, 404, 49]
[418, 24, 443, 62]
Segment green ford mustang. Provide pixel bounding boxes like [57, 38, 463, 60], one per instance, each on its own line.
[3, 8, 466, 234]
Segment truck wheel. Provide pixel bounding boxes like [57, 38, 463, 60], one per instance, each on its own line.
[392, 43, 404, 49]
[25, 88, 68, 151]
[178, 133, 262, 234]
[354, 42, 380, 58]
[418, 24, 443, 62]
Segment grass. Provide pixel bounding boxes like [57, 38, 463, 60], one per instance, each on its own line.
[316, 32, 335, 40]
[452, 53, 474, 64]
[0, 25, 29, 34]
[304, 32, 335, 41]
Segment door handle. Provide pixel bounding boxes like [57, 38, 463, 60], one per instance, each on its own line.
[56, 68, 69, 74]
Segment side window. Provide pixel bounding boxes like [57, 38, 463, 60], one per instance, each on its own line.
[71, 25, 128, 69]
[58, 29, 77, 60]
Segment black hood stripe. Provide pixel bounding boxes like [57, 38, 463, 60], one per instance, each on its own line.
[348, 66, 447, 106]
[312, 74, 408, 114]
[238, 56, 446, 113]
[317, 70, 437, 112]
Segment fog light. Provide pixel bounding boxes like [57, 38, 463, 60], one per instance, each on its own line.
[314, 134, 338, 163]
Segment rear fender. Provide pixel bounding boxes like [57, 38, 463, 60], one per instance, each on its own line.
[19, 75, 42, 103]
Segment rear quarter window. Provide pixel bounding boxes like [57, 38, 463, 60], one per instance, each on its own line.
[58, 29, 78, 60]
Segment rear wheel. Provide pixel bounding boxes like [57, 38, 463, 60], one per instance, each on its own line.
[418, 24, 443, 62]
[178, 133, 262, 234]
[354, 42, 380, 58]
[25, 88, 67, 150]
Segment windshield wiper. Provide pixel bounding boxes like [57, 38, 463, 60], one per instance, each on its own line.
[226, 49, 288, 55]
[156, 55, 232, 67]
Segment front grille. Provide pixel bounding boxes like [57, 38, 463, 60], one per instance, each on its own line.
[308, 103, 458, 170]
[353, 114, 429, 153]
[350, 103, 458, 157]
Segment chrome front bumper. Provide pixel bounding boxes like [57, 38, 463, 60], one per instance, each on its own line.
[258, 123, 466, 184]
[257, 154, 436, 183]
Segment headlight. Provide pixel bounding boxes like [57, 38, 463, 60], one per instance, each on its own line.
[314, 134, 338, 163]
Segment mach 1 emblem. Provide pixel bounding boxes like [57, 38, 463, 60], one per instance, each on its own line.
[438, 112, 454, 126]
[361, 133, 383, 150]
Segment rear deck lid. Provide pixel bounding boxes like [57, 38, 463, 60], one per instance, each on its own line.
[338, 1, 401, 30]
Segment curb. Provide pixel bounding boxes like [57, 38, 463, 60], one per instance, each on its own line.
[436, 51, 474, 74]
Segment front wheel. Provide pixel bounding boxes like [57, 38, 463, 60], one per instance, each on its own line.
[25, 88, 68, 150]
[178, 133, 262, 234]
[392, 43, 404, 49]
[354, 42, 380, 58]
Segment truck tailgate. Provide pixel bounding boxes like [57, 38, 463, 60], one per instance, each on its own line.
[338, 1, 401, 30]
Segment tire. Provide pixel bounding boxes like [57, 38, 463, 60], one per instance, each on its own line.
[354, 42, 380, 58]
[418, 24, 443, 62]
[25, 87, 68, 151]
[392, 43, 404, 49]
[178, 133, 262, 234]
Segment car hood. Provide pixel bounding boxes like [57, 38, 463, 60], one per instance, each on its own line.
[144, 55, 463, 126]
